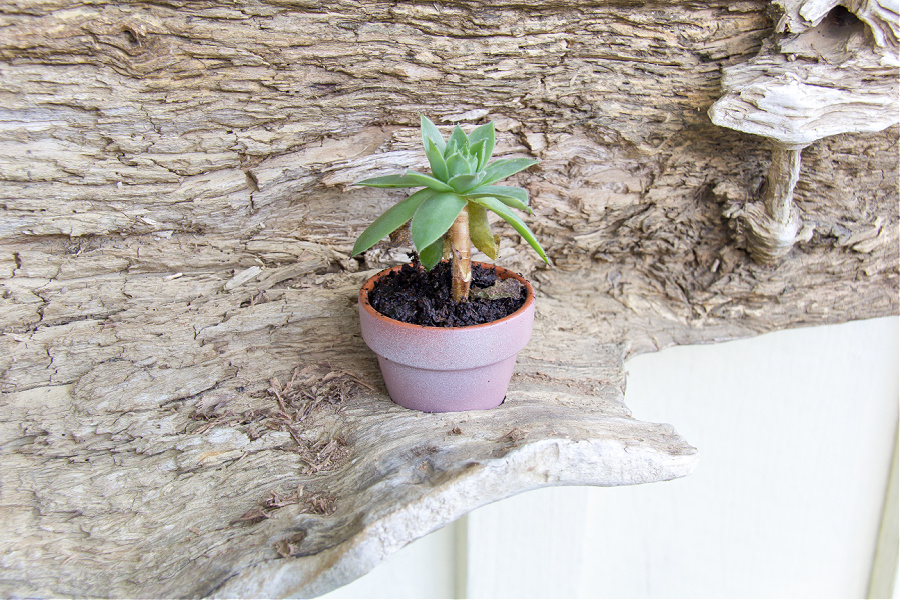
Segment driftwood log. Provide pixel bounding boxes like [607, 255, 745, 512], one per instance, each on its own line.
[0, 0, 897, 597]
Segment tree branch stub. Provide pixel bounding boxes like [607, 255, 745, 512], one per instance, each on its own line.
[709, 0, 899, 264]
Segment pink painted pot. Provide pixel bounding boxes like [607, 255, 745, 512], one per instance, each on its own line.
[358, 262, 535, 413]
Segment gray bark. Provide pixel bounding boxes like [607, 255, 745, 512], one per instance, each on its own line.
[0, 1, 896, 597]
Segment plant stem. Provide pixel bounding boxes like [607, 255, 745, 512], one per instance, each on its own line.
[449, 204, 472, 302]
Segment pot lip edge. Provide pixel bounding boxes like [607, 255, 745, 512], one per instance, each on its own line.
[358, 261, 535, 332]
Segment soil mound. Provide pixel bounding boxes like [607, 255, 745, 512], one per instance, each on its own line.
[368, 261, 527, 327]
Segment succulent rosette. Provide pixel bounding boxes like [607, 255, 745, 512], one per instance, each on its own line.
[352, 116, 547, 301]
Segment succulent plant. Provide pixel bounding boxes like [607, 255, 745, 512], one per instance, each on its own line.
[352, 116, 547, 302]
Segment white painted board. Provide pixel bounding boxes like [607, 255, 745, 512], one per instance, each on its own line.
[464, 317, 899, 598]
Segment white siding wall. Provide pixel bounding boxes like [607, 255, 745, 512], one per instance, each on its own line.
[324, 316, 899, 599]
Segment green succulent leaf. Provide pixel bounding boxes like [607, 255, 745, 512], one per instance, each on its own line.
[447, 126, 468, 156]
[468, 202, 498, 260]
[465, 187, 531, 213]
[352, 118, 547, 270]
[418, 235, 444, 271]
[445, 153, 471, 179]
[467, 122, 495, 170]
[466, 154, 480, 174]
[354, 173, 429, 189]
[424, 138, 449, 182]
[493, 194, 532, 213]
[444, 139, 459, 159]
[480, 158, 539, 187]
[448, 173, 484, 193]
[469, 196, 548, 263]
[420, 115, 446, 154]
[477, 143, 491, 172]
[467, 185, 529, 206]
[468, 139, 487, 172]
[351, 188, 436, 256]
[410, 192, 467, 253]
[402, 170, 454, 192]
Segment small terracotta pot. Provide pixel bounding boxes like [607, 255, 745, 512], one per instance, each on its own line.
[358, 262, 535, 413]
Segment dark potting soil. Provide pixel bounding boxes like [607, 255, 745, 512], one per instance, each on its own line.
[368, 260, 527, 327]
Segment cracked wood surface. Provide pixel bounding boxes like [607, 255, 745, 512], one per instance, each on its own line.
[0, 0, 897, 597]
[1, 262, 698, 598]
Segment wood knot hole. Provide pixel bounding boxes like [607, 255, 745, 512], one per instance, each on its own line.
[825, 6, 859, 28]
[122, 28, 140, 47]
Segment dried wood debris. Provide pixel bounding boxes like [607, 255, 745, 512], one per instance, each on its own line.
[274, 532, 309, 559]
[293, 436, 349, 475]
[188, 363, 365, 435]
[216, 365, 357, 527]
[502, 427, 528, 444]
[268, 363, 371, 421]
[233, 485, 338, 529]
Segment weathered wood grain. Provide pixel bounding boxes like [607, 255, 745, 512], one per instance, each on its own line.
[709, 0, 898, 263]
[0, 262, 698, 598]
[0, 0, 897, 597]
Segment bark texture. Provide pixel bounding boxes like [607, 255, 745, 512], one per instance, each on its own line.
[0, 0, 897, 597]
[708, 0, 898, 263]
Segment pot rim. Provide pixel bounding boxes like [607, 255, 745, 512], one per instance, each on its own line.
[358, 261, 535, 332]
